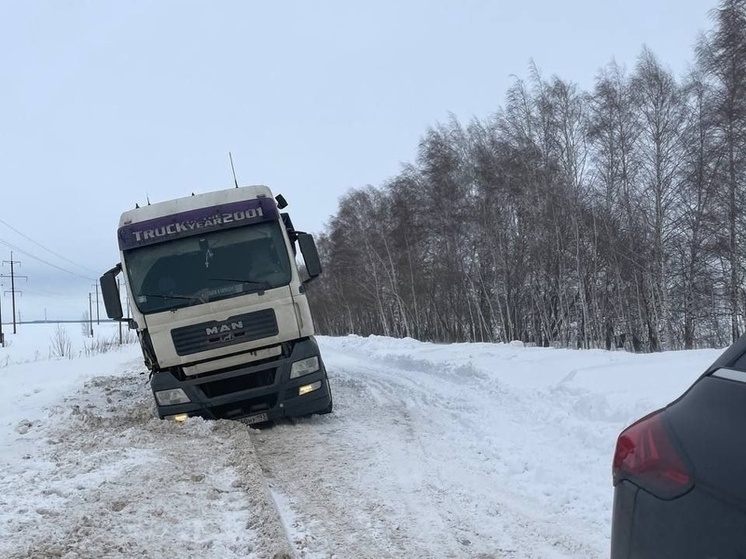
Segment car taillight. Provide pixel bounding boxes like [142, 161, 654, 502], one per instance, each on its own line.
[612, 409, 693, 499]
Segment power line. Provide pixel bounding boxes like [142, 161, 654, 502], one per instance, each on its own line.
[0, 238, 95, 281]
[22, 287, 86, 299]
[0, 218, 99, 276]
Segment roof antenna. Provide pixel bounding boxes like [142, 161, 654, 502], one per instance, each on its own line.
[146, 194, 151, 206]
[229, 152, 239, 188]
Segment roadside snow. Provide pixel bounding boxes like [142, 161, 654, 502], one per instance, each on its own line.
[0, 325, 726, 558]
[0, 324, 292, 559]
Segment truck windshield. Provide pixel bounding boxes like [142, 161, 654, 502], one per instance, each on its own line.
[124, 221, 292, 314]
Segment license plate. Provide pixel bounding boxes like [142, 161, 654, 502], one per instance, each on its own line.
[244, 412, 269, 425]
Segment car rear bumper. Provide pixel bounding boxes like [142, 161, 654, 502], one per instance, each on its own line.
[611, 481, 746, 558]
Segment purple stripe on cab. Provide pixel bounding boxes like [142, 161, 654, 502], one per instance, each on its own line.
[117, 197, 279, 250]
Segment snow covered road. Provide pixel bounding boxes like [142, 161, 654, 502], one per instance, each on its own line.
[0, 325, 724, 558]
[254, 336, 721, 558]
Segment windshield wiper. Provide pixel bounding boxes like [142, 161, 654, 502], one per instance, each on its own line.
[207, 277, 271, 289]
[138, 293, 194, 301]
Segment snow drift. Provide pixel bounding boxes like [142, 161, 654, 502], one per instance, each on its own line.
[0, 324, 724, 558]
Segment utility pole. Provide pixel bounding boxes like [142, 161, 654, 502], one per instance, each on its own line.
[117, 276, 131, 319]
[0, 281, 3, 347]
[2, 252, 27, 334]
[121, 277, 131, 319]
[91, 282, 100, 324]
[116, 278, 123, 344]
[88, 293, 94, 337]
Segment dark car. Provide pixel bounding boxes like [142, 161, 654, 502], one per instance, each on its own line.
[610, 338, 746, 558]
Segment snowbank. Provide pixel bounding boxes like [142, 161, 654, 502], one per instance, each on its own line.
[0, 325, 726, 558]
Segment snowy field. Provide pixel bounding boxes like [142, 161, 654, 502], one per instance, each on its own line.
[0, 323, 725, 558]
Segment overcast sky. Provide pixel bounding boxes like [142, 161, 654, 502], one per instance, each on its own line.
[0, 0, 714, 324]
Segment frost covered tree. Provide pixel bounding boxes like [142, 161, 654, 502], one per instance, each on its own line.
[308, 0, 746, 351]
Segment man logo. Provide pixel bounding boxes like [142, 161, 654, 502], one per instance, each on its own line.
[206, 321, 244, 336]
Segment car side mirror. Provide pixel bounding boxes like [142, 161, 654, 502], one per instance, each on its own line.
[298, 233, 322, 282]
[100, 265, 124, 320]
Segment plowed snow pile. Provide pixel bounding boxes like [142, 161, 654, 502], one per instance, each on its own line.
[0, 324, 727, 558]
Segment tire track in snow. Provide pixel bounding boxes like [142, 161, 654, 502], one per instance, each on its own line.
[253, 371, 466, 559]
[251, 346, 603, 559]
[336, 362, 602, 558]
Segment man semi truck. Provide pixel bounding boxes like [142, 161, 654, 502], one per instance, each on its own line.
[99, 185, 333, 423]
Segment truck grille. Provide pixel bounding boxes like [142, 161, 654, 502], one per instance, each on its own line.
[171, 309, 279, 356]
[199, 368, 276, 398]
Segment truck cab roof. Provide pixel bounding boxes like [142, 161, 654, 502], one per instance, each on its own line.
[119, 184, 275, 227]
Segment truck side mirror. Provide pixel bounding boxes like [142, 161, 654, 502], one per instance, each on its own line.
[100, 265, 124, 320]
[298, 233, 322, 281]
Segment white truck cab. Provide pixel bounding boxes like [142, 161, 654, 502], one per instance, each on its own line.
[100, 185, 332, 423]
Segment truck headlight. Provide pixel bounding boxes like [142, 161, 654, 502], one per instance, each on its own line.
[155, 388, 191, 406]
[290, 356, 319, 379]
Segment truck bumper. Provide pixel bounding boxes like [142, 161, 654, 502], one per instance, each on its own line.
[150, 337, 332, 421]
